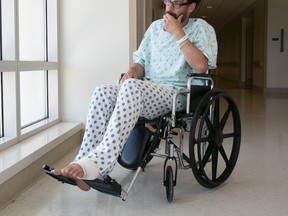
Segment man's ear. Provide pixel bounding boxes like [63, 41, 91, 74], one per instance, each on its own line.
[188, 2, 197, 13]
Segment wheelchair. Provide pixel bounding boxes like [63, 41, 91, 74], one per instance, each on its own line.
[43, 73, 241, 202]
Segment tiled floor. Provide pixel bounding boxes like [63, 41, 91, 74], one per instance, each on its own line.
[1, 86, 288, 216]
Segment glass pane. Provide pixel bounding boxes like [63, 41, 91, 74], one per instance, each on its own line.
[1, 0, 15, 60]
[47, 0, 58, 61]
[19, 0, 45, 61]
[20, 71, 48, 128]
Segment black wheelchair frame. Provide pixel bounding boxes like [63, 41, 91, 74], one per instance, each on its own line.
[43, 74, 241, 203]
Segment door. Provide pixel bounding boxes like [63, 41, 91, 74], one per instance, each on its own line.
[266, 0, 288, 89]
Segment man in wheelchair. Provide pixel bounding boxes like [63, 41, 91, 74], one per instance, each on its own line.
[44, 0, 240, 202]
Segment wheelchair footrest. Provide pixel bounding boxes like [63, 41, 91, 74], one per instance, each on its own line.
[83, 176, 123, 198]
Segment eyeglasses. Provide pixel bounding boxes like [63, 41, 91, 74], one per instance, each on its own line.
[163, 0, 191, 9]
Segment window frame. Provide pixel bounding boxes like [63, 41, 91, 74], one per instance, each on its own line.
[0, 0, 3, 137]
[0, 0, 60, 151]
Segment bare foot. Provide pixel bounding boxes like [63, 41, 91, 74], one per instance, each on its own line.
[52, 164, 91, 191]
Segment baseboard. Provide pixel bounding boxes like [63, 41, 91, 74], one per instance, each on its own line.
[264, 88, 288, 98]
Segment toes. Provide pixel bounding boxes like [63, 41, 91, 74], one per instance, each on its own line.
[51, 169, 62, 175]
[51, 164, 84, 179]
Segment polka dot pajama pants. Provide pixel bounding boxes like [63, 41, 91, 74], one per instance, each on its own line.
[74, 79, 185, 177]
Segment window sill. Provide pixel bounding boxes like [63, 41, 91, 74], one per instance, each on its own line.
[0, 122, 83, 185]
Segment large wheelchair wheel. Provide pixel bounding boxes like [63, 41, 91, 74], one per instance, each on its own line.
[189, 89, 241, 188]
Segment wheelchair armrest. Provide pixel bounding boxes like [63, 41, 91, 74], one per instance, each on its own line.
[186, 74, 214, 89]
[117, 73, 125, 84]
[186, 74, 214, 113]
[187, 73, 211, 78]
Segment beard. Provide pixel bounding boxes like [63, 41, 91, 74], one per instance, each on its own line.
[165, 11, 187, 23]
[165, 11, 178, 19]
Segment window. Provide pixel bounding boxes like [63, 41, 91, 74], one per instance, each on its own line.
[0, 0, 59, 150]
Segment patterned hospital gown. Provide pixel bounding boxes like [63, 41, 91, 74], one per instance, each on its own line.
[133, 18, 217, 89]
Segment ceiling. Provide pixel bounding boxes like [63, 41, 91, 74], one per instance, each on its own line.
[192, 0, 256, 31]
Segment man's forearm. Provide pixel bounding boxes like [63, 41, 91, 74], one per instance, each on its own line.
[180, 40, 209, 74]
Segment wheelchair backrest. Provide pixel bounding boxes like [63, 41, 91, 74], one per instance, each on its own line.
[186, 74, 214, 113]
[188, 85, 211, 113]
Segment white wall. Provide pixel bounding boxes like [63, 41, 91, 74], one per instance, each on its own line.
[60, 0, 130, 123]
[266, 0, 288, 89]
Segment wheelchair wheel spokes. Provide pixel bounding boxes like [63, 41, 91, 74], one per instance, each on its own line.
[211, 146, 219, 181]
[213, 96, 220, 126]
[218, 145, 230, 165]
[199, 141, 214, 168]
[220, 105, 232, 130]
[189, 89, 241, 189]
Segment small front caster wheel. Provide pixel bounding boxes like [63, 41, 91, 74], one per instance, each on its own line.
[165, 166, 174, 202]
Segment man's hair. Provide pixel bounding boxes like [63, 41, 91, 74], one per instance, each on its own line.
[187, 0, 201, 7]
